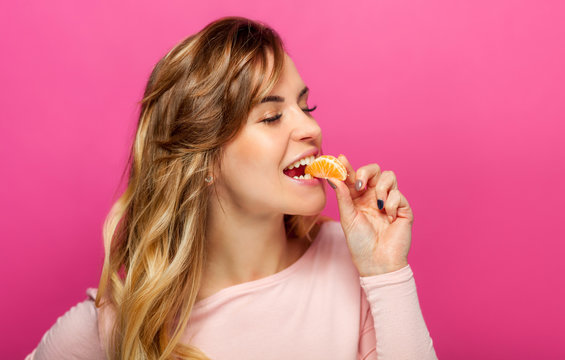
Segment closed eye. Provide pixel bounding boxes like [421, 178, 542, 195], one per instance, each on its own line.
[262, 105, 318, 125]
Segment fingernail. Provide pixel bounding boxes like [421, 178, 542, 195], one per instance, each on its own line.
[377, 199, 384, 210]
[388, 215, 394, 223]
[327, 179, 336, 189]
[355, 180, 363, 191]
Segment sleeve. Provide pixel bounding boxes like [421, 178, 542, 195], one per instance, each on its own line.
[358, 286, 377, 360]
[358, 264, 438, 360]
[25, 288, 107, 360]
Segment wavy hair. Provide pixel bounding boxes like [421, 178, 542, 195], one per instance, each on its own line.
[94, 16, 331, 360]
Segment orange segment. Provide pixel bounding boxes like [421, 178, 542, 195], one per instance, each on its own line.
[304, 155, 348, 181]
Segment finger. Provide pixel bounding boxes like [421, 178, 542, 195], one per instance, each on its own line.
[336, 154, 357, 190]
[397, 191, 415, 223]
[374, 170, 398, 204]
[384, 189, 414, 222]
[355, 163, 382, 192]
[383, 189, 401, 222]
[327, 177, 356, 227]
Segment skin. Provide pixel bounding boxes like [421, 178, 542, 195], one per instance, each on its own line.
[199, 52, 326, 300]
[327, 156, 414, 277]
[199, 51, 416, 301]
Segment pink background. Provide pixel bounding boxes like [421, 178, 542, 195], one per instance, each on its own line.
[1, 1, 564, 358]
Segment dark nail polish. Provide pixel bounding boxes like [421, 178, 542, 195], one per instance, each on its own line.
[377, 199, 384, 210]
[355, 180, 363, 191]
[327, 179, 336, 189]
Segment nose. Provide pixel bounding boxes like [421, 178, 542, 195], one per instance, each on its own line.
[289, 105, 322, 143]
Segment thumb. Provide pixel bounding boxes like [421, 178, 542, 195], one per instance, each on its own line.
[327, 178, 356, 226]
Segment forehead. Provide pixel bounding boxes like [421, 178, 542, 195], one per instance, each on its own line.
[270, 53, 299, 91]
[255, 52, 303, 100]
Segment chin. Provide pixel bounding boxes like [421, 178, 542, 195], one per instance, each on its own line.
[286, 194, 327, 216]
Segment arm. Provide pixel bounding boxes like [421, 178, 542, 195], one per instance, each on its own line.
[25, 291, 106, 360]
[358, 264, 437, 360]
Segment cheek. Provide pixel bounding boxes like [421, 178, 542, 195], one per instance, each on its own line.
[223, 132, 283, 180]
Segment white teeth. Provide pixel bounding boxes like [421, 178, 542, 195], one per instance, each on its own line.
[292, 174, 313, 180]
[285, 154, 317, 171]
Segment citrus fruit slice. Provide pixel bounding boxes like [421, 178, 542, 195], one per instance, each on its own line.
[304, 155, 348, 181]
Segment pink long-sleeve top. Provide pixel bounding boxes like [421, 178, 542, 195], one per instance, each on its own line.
[26, 220, 437, 360]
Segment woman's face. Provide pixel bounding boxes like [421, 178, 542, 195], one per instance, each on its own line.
[214, 52, 326, 217]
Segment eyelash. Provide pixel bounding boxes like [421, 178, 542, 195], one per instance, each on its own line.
[262, 105, 318, 124]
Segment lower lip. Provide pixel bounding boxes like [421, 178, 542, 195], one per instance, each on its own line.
[284, 175, 324, 186]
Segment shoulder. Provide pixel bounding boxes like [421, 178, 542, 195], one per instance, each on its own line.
[317, 219, 348, 251]
[318, 219, 345, 240]
[315, 219, 360, 276]
[26, 288, 107, 360]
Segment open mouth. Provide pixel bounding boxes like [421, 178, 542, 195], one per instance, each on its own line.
[282, 155, 316, 180]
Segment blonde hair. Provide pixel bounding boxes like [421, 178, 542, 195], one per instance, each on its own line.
[95, 16, 331, 359]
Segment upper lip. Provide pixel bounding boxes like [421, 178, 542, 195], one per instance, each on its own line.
[283, 148, 320, 170]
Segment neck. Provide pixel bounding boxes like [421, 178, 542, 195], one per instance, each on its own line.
[202, 197, 301, 291]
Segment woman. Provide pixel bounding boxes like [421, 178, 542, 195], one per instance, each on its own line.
[27, 16, 437, 360]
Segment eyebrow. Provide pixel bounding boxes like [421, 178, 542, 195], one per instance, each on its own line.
[260, 86, 309, 104]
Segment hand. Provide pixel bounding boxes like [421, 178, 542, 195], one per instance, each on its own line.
[327, 154, 414, 276]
